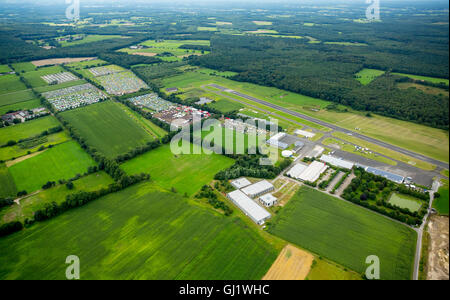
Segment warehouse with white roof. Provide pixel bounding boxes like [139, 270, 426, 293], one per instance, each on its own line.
[320, 155, 354, 170]
[241, 180, 275, 198]
[287, 161, 328, 182]
[231, 178, 252, 189]
[227, 190, 271, 225]
[287, 163, 308, 178]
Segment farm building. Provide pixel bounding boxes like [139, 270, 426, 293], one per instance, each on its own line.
[288, 161, 328, 182]
[242, 180, 275, 198]
[227, 190, 271, 225]
[231, 178, 252, 189]
[166, 87, 178, 93]
[259, 194, 278, 207]
[364, 167, 405, 184]
[320, 155, 354, 170]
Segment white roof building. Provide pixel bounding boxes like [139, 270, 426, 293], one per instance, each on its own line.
[298, 161, 328, 182]
[231, 178, 252, 189]
[227, 190, 271, 225]
[294, 129, 316, 139]
[242, 180, 275, 198]
[320, 155, 354, 170]
[287, 163, 308, 178]
[259, 194, 278, 207]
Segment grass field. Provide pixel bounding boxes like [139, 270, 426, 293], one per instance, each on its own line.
[11, 62, 36, 73]
[397, 82, 449, 97]
[355, 69, 385, 85]
[392, 72, 449, 86]
[269, 187, 417, 280]
[0, 116, 61, 146]
[0, 89, 35, 107]
[161, 71, 449, 163]
[0, 172, 114, 225]
[117, 103, 167, 139]
[0, 131, 71, 161]
[65, 59, 108, 68]
[0, 163, 17, 198]
[22, 65, 66, 88]
[0, 65, 11, 73]
[208, 98, 244, 113]
[8, 141, 96, 193]
[434, 179, 449, 215]
[389, 193, 423, 212]
[60, 101, 155, 158]
[121, 144, 234, 196]
[0, 74, 27, 95]
[60, 35, 125, 47]
[306, 257, 363, 280]
[0, 96, 39, 114]
[120, 39, 210, 58]
[0, 182, 278, 280]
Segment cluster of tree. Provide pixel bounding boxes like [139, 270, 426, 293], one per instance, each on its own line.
[195, 185, 233, 216]
[0, 221, 23, 237]
[330, 170, 351, 194]
[215, 155, 291, 181]
[133, 61, 187, 80]
[214, 180, 234, 194]
[1, 126, 62, 148]
[0, 198, 14, 209]
[98, 52, 161, 69]
[342, 168, 429, 225]
[191, 35, 449, 129]
[179, 44, 210, 52]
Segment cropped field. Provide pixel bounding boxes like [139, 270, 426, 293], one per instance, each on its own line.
[434, 179, 449, 215]
[269, 187, 417, 280]
[0, 172, 114, 225]
[392, 72, 449, 86]
[121, 144, 234, 196]
[60, 101, 155, 158]
[0, 163, 17, 198]
[8, 141, 96, 193]
[0, 90, 36, 107]
[389, 193, 423, 212]
[11, 62, 36, 73]
[0, 116, 61, 145]
[0, 74, 27, 94]
[355, 69, 385, 85]
[0, 182, 278, 280]
[22, 65, 66, 88]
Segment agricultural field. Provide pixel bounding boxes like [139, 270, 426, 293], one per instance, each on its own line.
[121, 144, 234, 196]
[0, 182, 278, 280]
[59, 35, 126, 47]
[0, 115, 61, 146]
[119, 40, 210, 59]
[8, 141, 97, 193]
[0, 163, 17, 198]
[0, 99, 41, 116]
[11, 62, 36, 73]
[21, 65, 67, 88]
[65, 59, 108, 69]
[392, 72, 449, 86]
[0, 90, 36, 107]
[434, 179, 449, 215]
[0, 131, 71, 162]
[0, 172, 114, 225]
[389, 193, 423, 212]
[269, 187, 417, 280]
[60, 101, 156, 158]
[0, 74, 27, 95]
[0, 65, 11, 73]
[354, 69, 385, 85]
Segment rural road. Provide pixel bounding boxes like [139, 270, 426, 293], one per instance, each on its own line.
[206, 84, 449, 170]
[412, 180, 440, 280]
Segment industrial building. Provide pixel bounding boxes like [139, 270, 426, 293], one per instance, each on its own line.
[294, 129, 316, 139]
[320, 155, 355, 170]
[266, 133, 289, 149]
[242, 180, 275, 198]
[287, 161, 328, 182]
[227, 190, 271, 225]
[231, 178, 252, 189]
[259, 194, 278, 207]
[365, 167, 405, 184]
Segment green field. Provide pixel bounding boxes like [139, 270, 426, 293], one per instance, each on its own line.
[0, 163, 17, 198]
[34, 79, 86, 93]
[434, 179, 449, 215]
[65, 59, 108, 68]
[8, 141, 96, 193]
[60, 101, 155, 159]
[389, 193, 423, 212]
[392, 72, 449, 86]
[59, 35, 126, 47]
[22, 65, 67, 88]
[0, 74, 27, 95]
[0, 89, 35, 107]
[0, 98, 40, 115]
[0, 65, 11, 73]
[0, 182, 278, 280]
[120, 39, 210, 58]
[208, 98, 244, 113]
[0, 116, 61, 146]
[11, 62, 36, 73]
[269, 187, 417, 280]
[355, 69, 386, 85]
[0, 131, 71, 161]
[121, 144, 234, 196]
[0, 172, 114, 225]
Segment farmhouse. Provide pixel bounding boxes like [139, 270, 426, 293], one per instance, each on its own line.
[231, 177, 252, 189]
[288, 161, 328, 182]
[259, 194, 278, 207]
[320, 155, 354, 170]
[242, 180, 275, 198]
[227, 190, 271, 225]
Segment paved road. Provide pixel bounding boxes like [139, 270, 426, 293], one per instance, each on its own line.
[412, 180, 440, 280]
[208, 84, 449, 170]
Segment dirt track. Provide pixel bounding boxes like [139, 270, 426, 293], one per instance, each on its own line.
[263, 245, 314, 280]
[426, 216, 449, 280]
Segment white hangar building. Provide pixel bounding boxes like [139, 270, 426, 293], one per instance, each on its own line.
[227, 190, 271, 225]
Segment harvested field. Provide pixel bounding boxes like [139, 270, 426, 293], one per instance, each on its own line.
[263, 244, 314, 280]
[31, 57, 96, 67]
